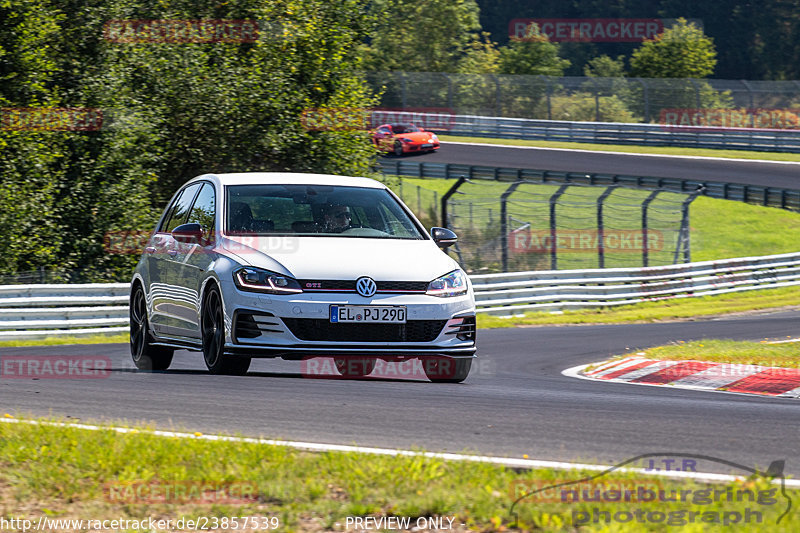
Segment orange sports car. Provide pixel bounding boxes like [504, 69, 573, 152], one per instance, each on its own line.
[372, 123, 440, 156]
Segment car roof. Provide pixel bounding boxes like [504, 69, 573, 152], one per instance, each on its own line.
[189, 172, 386, 189]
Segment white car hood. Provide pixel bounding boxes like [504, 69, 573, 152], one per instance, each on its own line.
[223, 236, 460, 281]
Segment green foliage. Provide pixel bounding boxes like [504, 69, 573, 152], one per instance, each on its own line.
[584, 55, 626, 78]
[0, 0, 377, 281]
[630, 18, 717, 79]
[497, 23, 569, 76]
[548, 93, 639, 123]
[362, 0, 482, 73]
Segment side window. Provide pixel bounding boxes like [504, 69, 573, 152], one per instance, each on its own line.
[162, 183, 202, 233]
[186, 183, 216, 242]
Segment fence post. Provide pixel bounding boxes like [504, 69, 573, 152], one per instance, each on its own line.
[635, 78, 650, 123]
[441, 176, 467, 228]
[490, 74, 501, 116]
[401, 71, 408, 110]
[549, 185, 570, 270]
[641, 190, 661, 267]
[500, 180, 525, 272]
[741, 79, 755, 127]
[443, 73, 453, 111]
[688, 78, 701, 109]
[675, 191, 701, 264]
[596, 186, 618, 268]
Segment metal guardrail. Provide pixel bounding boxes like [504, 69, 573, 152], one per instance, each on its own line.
[377, 159, 800, 212]
[2, 252, 799, 337]
[372, 110, 800, 153]
[471, 251, 800, 315]
[0, 284, 129, 341]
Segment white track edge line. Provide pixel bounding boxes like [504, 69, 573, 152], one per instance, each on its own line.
[2, 417, 798, 487]
[442, 141, 800, 165]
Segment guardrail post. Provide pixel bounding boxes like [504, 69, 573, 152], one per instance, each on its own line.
[549, 184, 570, 270]
[500, 180, 525, 271]
[641, 190, 661, 267]
[597, 186, 618, 268]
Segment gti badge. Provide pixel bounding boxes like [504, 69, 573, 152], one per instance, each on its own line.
[356, 276, 377, 297]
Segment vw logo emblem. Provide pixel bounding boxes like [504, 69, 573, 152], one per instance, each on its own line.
[356, 276, 377, 297]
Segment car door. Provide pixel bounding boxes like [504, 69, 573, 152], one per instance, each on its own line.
[170, 181, 218, 338]
[148, 182, 202, 338]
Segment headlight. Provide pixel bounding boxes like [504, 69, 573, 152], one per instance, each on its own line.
[430, 134, 438, 141]
[234, 267, 303, 294]
[426, 269, 468, 297]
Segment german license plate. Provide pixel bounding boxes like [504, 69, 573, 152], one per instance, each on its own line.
[330, 305, 406, 323]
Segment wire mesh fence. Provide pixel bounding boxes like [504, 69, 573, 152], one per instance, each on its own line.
[378, 174, 696, 274]
[365, 72, 800, 126]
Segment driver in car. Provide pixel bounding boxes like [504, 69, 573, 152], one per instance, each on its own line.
[320, 203, 352, 233]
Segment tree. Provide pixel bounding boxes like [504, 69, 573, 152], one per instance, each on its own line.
[584, 55, 626, 78]
[362, 0, 483, 72]
[497, 23, 569, 76]
[630, 19, 717, 79]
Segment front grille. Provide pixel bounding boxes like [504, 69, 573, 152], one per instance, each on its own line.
[282, 318, 447, 342]
[298, 280, 428, 293]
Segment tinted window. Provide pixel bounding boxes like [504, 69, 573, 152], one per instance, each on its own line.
[186, 182, 216, 242]
[162, 183, 202, 233]
[390, 123, 420, 134]
[225, 184, 424, 239]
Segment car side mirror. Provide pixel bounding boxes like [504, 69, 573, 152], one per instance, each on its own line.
[431, 227, 457, 248]
[172, 223, 204, 244]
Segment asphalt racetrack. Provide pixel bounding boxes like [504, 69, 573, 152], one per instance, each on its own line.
[425, 142, 800, 189]
[2, 311, 799, 476]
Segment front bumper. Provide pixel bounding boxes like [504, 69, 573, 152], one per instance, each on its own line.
[222, 282, 476, 358]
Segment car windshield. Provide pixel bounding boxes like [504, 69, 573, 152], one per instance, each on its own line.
[226, 184, 425, 239]
[391, 123, 420, 134]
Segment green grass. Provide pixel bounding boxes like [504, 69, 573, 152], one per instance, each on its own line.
[621, 338, 800, 368]
[1, 417, 796, 532]
[0, 333, 127, 348]
[477, 286, 800, 328]
[440, 134, 800, 162]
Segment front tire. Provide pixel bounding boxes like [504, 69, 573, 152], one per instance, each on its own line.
[394, 141, 404, 156]
[201, 286, 251, 375]
[423, 357, 472, 383]
[130, 284, 174, 371]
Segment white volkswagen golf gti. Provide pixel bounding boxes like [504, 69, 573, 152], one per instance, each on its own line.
[130, 173, 476, 382]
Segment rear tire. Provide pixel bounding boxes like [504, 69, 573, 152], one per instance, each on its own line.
[334, 357, 376, 378]
[423, 357, 472, 383]
[130, 284, 174, 371]
[201, 286, 251, 375]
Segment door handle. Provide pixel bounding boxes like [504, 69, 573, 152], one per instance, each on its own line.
[167, 249, 178, 256]
[144, 246, 156, 254]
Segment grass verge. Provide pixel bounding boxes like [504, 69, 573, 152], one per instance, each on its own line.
[0, 333, 127, 349]
[476, 286, 800, 328]
[621, 338, 800, 369]
[0, 417, 796, 532]
[440, 135, 800, 162]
